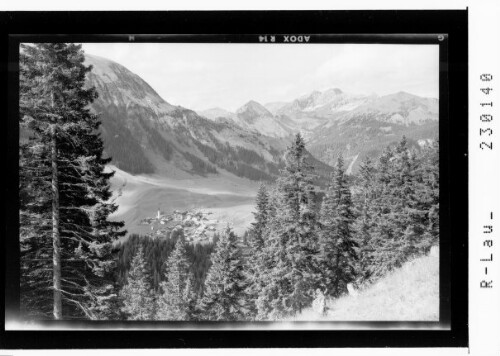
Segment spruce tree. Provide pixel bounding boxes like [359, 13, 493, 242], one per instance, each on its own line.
[391, 137, 416, 258]
[257, 134, 320, 319]
[368, 145, 398, 280]
[245, 183, 270, 319]
[318, 156, 358, 298]
[157, 238, 196, 321]
[353, 156, 377, 282]
[416, 139, 440, 251]
[254, 185, 281, 320]
[390, 137, 428, 263]
[368, 137, 435, 280]
[250, 183, 270, 251]
[19, 43, 125, 320]
[198, 227, 248, 321]
[120, 246, 156, 320]
[19, 138, 53, 318]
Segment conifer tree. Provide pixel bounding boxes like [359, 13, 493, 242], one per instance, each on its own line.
[245, 184, 270, 318]
[416, 139, 440, 251]
[318, 156, 358, 297]
[250, 183, 270, 251]
[257, 134, 320, 319]
[19, 138, 53, 318]
[198, 227, 248, 321]
[19, 43, 125, 320]
[353, 156, 377, 282]
[368, 145, 398, 280]
[120, 246, 156, 320]
[253, 185, 281, 320]
[367, 137, 437, 280]
[157, 238, 196, 321]
[389, 137, 429, 263]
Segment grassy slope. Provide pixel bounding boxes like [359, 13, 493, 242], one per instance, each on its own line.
[289, 251, 439, 321]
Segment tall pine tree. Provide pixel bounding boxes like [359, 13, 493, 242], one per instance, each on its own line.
[245, 183, 270, 319]
[318, 156, 358, 298]
[198, 227, 248, 321]
[365, 137, 438, 281]
[250, 183, 270, 251]
[157, 237, 196, 321]
[19, 43, 125, 320]
[353, 156, 377, 282]
[368, 145, 398, 280]
[120, 246, 156, 320]
[415, 139, 440, 251]
[257, 134, 320, 319]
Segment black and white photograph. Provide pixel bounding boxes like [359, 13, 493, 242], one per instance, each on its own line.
[14, 38, 443, 326]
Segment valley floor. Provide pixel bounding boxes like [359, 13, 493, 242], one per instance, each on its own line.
[107, 165, 259, 237]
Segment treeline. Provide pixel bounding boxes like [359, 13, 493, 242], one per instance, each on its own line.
[117, 133, 438, 321]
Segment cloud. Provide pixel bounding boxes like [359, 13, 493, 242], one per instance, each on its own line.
[81, 43, 439, 111]
[312, 44, 439, 97]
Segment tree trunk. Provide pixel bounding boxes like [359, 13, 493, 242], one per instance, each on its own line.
[51, 100, 62, 320]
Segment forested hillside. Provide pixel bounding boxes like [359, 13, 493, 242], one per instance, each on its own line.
[200, 89, 438, 173]
[84, 55, 303, 182]
[115, 134, 439, 321]
[85, 54, 437, 185]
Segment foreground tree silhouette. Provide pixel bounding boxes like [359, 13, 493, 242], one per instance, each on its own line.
[19, 43, 125, 320]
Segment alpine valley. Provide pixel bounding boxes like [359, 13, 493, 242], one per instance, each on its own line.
[84, 54, 439, 238]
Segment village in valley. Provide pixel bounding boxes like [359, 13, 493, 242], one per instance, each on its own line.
[139, 208, 222, 243]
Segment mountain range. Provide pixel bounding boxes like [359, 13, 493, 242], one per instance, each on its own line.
[85, 54, 438, 181]
[200, 88, 438, 172]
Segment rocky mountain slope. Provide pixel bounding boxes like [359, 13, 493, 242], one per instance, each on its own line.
[199, 88, 439, 171]
[200, 101, 292, 138]
[85, 54, 330, 183]
[234, 100, 292, 138]
[86, 53, 438, 181]
[83, 53, 439, 236]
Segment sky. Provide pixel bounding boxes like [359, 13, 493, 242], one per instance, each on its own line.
[81, 43, 439, 112]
